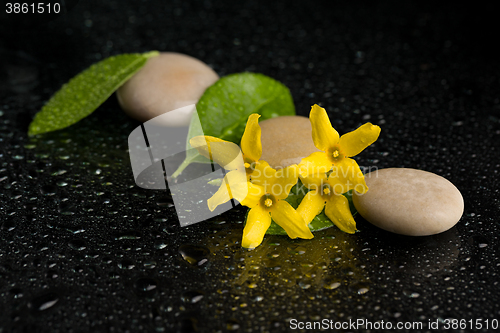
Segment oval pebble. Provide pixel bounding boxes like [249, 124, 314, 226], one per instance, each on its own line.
[259, 116, 320, 169]
[116, 52, 219, 126]
[353, 168, 464, 236]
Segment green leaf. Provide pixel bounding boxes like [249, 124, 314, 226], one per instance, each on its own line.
[171, 72, 295, 178]
[28, 51, 160, 136]
[264, 181, 358, 235]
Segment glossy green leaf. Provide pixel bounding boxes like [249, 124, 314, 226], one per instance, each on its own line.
[171, 72, 295, 178]
[28, 51, 159, 136]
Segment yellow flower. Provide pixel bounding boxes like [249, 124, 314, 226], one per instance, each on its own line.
[297, 167, 358, 234]
[299, 104, 381, 192]
[235, 163, 313, 248]
[190, 113, 262, 178]
[191, 113, 313, 248]
[190, 114, 264, 211]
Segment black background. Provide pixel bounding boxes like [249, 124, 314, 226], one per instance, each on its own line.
[1, 1, 499, 332]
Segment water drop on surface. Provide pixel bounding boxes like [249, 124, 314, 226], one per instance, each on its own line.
[154, 240, 167, 250]
[350, 282, 370, 295]
[179, 244, 210, 267]
[68, 239, 86, 251]
[118, 259, 135, 270]
[144, 260, 157, 269]
[134, 277, 158, 296]
[10, 288, 24, 299]
[253, 295, 264, 302]
[115, 231, 141, 240]
[358, 287, 369, 295]
[29, 292, 59, 312]
[1, 220, 16, 231]
[40, 185, 57, 196]
[226, 319, 240, 331]
[324, 280, 341, 290]
[181, 290, 204, 304]
[65, 226, 85, 234]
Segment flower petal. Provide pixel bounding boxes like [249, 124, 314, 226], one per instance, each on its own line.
[270, 165, 299, 199]
[242, 205, 271, 248]
[238, 182, 265, 209]
[324, 194, 357, 234]
[190, 136, 243, 170]
[189, 135, 221, 160]
[327, 158, 368, 194]
[338, 122, 381, 157]
[298, 152, 332, 178]
[240, 114, 262, 162]
[297, 190, 326, 226]
[207, 178, 232, 212]
[310, 104, 339, 151]
[207, 170, 248, 211]
[299, 172, 327, 192]
[248, 160, 271, 188]
[271, 200, 314, 240]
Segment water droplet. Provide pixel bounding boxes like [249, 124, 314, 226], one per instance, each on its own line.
[181, 290, 204, 304]
[51, 169, 67, 176]
[179, 244, 210, 267]
[324, 280, 341, 290]
[114, 231, 141, 240]
[358, 287, 369, 295]
[10, 288, 24, 299]
[29, 292, 59, 312]
[350, 282, 370, 295]
[40, 185, 57, 196]
[289, 246, 306, 255]
[134, 277, 158, 296]
[144, 260, 157, 269]
[59, 202, 76, 215]
[403, 291, 420, 298]
[226, 319, 240, 331]
[154, 240, 167, 250]
[118, 259, 135, 270]
[68, 239, 86, 251]
[65, 226, 85, 234]
[9, 190, 23, 199]
[1, 220, 16, 231]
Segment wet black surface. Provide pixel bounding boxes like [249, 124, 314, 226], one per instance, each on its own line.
[1, 1, 499, 332]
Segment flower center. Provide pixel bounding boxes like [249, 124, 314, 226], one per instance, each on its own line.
[321, 184, 334, 197]
[328, 147, 344, 163]
[244, 158, 257, 174]
[260, 193, 276, 210]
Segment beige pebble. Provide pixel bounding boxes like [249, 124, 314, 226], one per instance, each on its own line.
[353, 168, 464, 236]
[259, 116, 321, 169]
[116, 52, 219, 126]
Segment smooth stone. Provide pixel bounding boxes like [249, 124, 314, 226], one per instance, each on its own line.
[259, 116, 321, 169]
[353, 168, 464, 236]
[116, 52, 219, 126]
